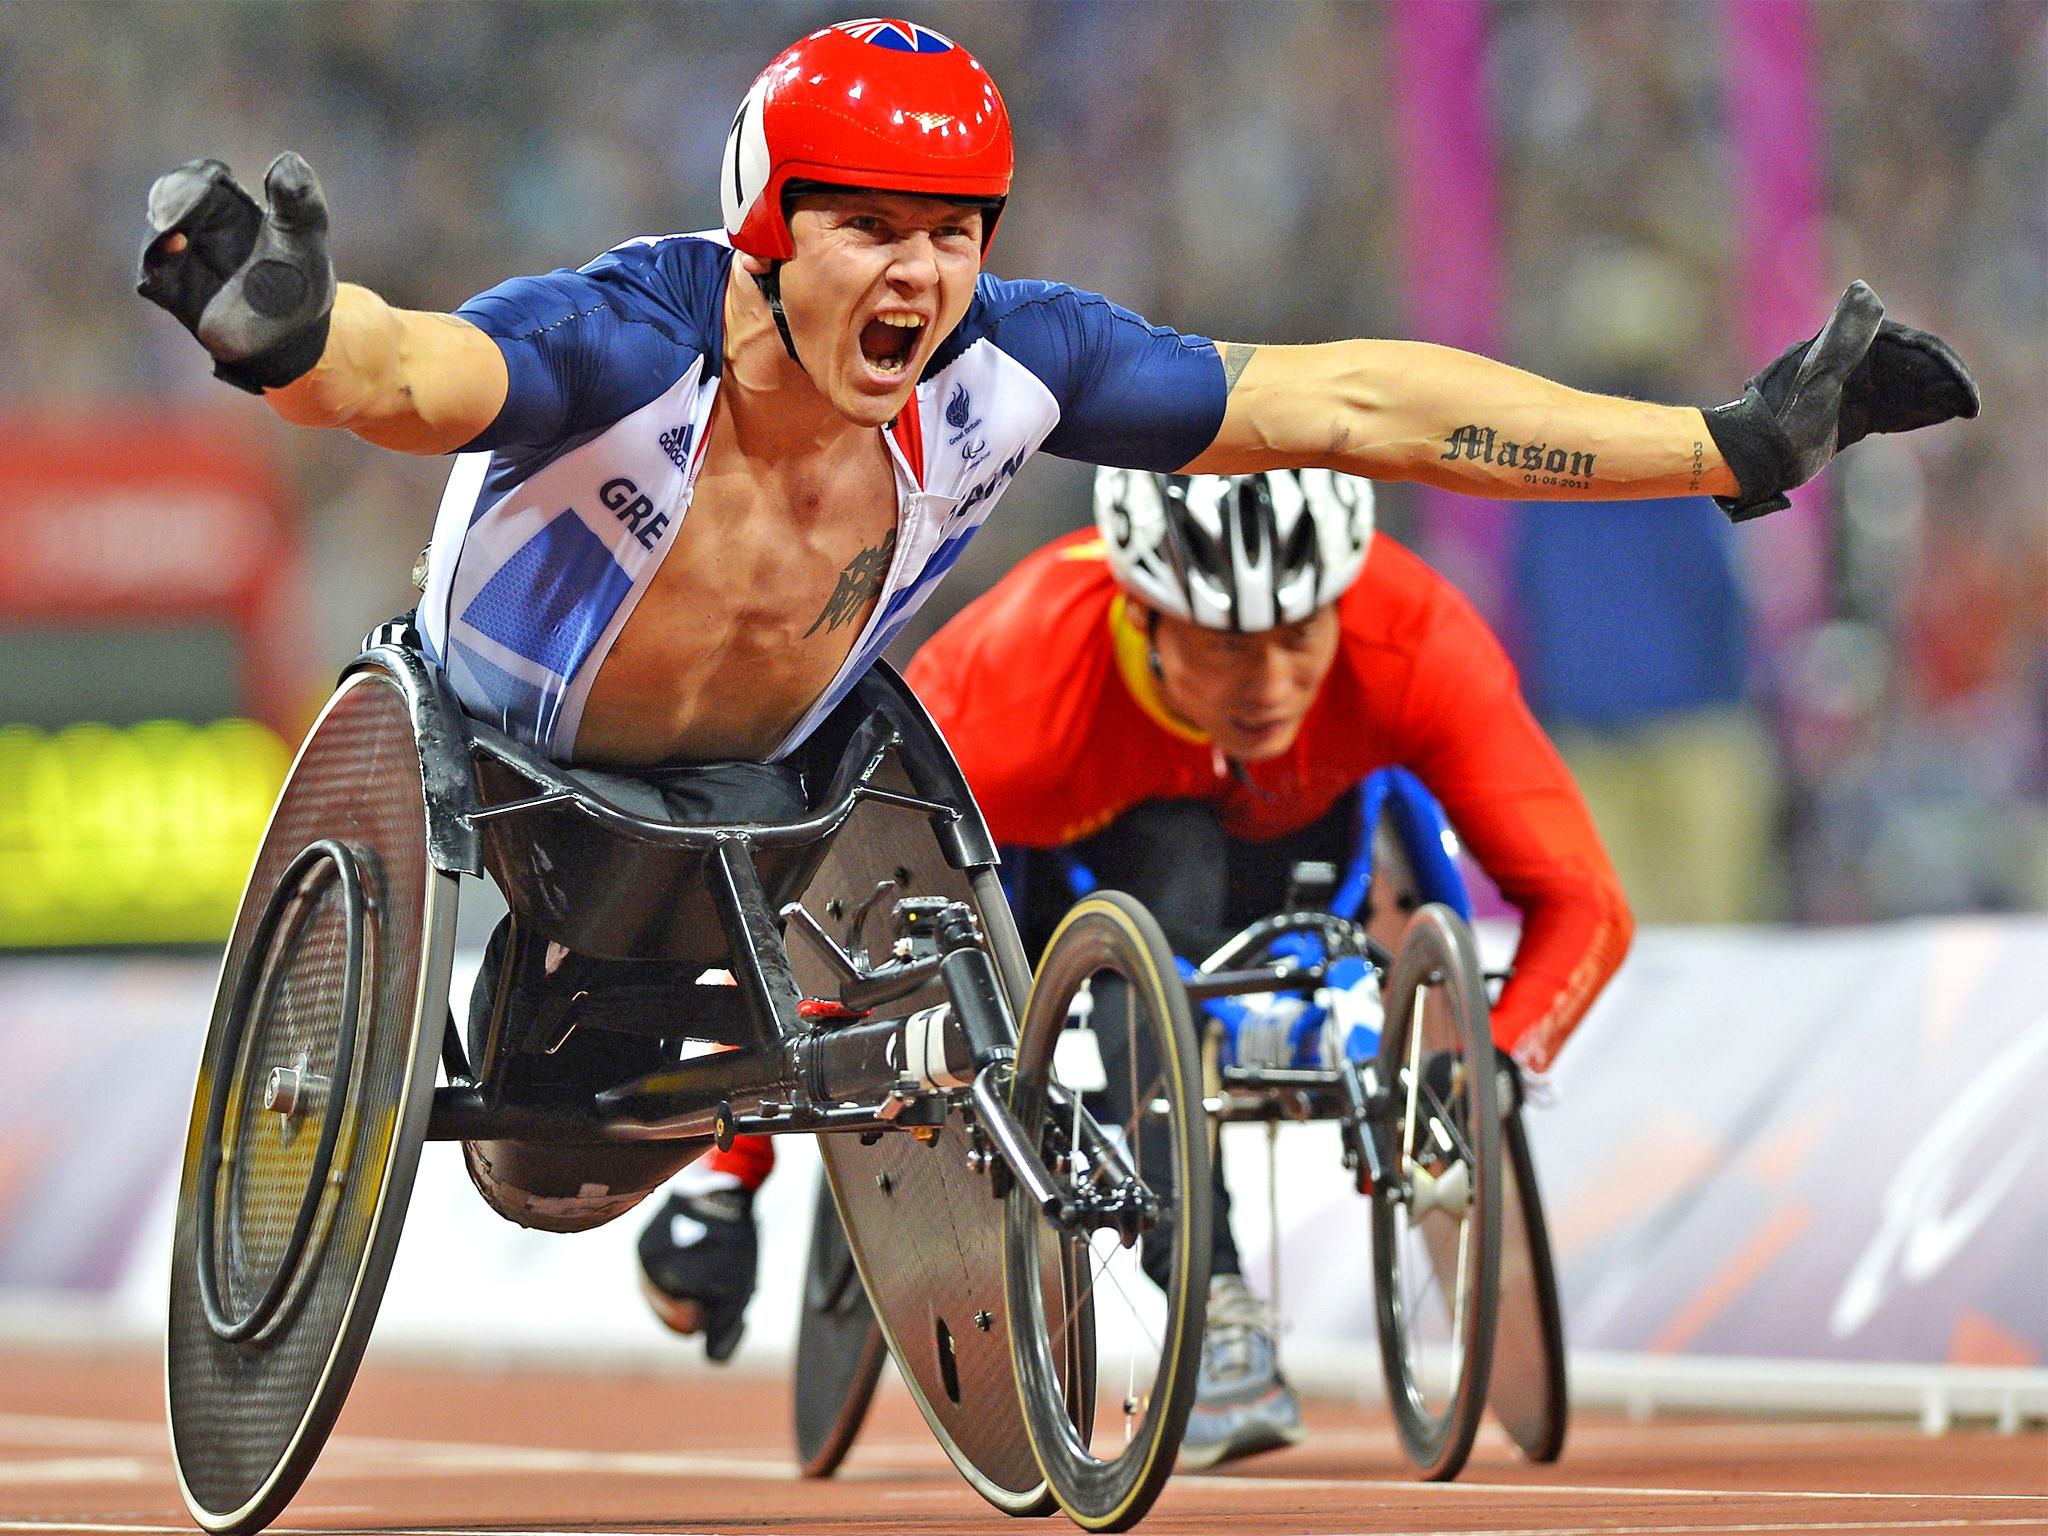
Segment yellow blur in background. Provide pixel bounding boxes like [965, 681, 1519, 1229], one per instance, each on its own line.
[0, 719, 290, 947]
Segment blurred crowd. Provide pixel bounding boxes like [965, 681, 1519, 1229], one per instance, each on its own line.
[1, 0, 2040, 923]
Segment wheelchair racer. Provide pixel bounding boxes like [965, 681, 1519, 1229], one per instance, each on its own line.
[686, 466, 1631, 1464]
[138, 14, 1974, 1365]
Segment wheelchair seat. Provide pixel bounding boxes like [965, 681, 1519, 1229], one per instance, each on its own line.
[464, 705, 899, 967]
[346, 633, 992, 971]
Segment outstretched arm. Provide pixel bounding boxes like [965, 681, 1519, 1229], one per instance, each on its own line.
[139, 154, 507, 455]
[1182, 339, 1737, 501]
[1183, 282, 1978, 519]
[264, 283, 507, 454]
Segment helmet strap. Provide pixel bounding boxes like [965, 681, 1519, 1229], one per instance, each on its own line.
[751, 261, 802, 366]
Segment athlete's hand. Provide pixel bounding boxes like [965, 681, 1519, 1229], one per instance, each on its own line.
[1702, 280, 1980, 521]
[137, 153, 336, 395]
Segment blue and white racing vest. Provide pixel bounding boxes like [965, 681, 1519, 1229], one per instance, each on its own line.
[417, 232, 1226, 762]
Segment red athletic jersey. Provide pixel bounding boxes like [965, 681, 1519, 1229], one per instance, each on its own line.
[905, 529, 1632, 1072]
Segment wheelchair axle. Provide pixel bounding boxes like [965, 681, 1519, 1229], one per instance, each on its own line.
[261, 1052, 324, 1123]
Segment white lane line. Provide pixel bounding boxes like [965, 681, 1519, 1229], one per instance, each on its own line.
[0, 1415, 943, 1485]
[0, 1521, 2041, 1536]
[320, 1433, 957, 1483]
[282, 1510, 376, 1519]
[1312, 1525, 2048, 1536]
[0, 1414, 163, 1451]
[339, 1445, 800, 1481]
[0, 1456, 151, 1485]
[871, 1504, 2048, 1535]
[1302, 1419, 1969, 1452]
[0, 1528, 721, 1536]
[0, 1411, 1956, 1458]
[328, 1434, 2048, 1503]
[1536, 1421, 1968, 1446]
[1172, 1475, 2048, 1502]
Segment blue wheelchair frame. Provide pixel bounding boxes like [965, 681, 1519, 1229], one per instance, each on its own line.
[1011, 766, 1470, 923]
[1334, 766, 1472, 923]
[997, 767, 1471, 1073]
[1018, 768, 1571, 1478]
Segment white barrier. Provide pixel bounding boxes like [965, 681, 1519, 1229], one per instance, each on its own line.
[2, 917, 2044, 1425]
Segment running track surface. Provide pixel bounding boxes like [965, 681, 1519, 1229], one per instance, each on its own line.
[1, 1346, 2041, 1536]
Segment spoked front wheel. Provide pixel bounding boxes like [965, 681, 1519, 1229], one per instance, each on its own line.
[1005, 891, 1209, 1532]
[1369, 902, 1503, 1481]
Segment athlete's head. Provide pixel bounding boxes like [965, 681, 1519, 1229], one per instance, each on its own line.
[1095, 468, 1376, 760]
[722, 19, 1012, 425]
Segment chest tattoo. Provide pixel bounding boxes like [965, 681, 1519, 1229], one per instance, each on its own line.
[805, 527, 898, 637]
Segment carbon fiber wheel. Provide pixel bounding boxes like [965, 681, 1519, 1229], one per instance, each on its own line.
[1370, 903, 1502, 1482]
[793, 1172, 889, 1477]
[1489, 1105, 1569, 1462]
[1007, 891, 1208, 1532]
[168, 670, 455, 1533]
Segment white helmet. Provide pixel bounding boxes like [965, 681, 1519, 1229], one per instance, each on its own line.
[1094, 468, 1375, 631]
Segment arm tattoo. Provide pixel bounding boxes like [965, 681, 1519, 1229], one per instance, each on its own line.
[806, 528, 898, 636]
[1441, 423, 1598, 488]
[1219, 342, 1258, 393]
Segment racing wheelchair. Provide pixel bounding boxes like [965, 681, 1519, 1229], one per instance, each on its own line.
[165, 635, 1209, 1534]
[795, 768, 1568, 1483]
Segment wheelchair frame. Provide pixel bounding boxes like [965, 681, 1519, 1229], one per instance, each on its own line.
[794, 768, 1570, 1482]
[168, 639, 1206, 1534]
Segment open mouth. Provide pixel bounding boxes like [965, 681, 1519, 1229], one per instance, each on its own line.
[859, 313, 924, 377]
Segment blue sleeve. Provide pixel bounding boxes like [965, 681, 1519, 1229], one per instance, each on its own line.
[453, 239, 724, 451]
[974, 278, 1228, 471]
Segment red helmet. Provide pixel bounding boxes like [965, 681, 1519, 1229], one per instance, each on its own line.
[722, 19, 1013, 262]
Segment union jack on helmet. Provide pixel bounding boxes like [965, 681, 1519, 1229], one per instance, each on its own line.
[722, 18, 1013, 262]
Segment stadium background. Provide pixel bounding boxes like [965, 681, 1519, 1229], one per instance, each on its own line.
[0, 0, 2043, 1505]
[1, 0, 2041, 941]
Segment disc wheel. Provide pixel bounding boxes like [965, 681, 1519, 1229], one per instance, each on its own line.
[1005, 891, 1208, 1532]
[1490, 1104, 1569, 1462]
[793, 1172, 889, 1477]
[168, 670, 454, 1533]
[1369, 902, 1502, 1481]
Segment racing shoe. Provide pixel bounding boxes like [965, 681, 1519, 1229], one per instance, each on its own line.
[636, 1187, 758, 1363]
[1178, 1274, 1305, 1469]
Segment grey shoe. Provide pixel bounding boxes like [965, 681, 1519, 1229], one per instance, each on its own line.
[1178, 1275, 1305, 1469]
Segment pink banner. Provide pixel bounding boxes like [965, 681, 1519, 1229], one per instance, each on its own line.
[1389, 0, 1515, 637]
[1720, 0, 1834, 643]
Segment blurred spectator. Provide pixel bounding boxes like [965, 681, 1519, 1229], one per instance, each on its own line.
[1511, 483, 1782, 924]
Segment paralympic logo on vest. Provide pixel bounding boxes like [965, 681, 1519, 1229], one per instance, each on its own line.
[953, 441, 1029, 524]
[945, 383, 989, 466]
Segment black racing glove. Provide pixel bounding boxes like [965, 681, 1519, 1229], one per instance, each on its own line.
[137, 153, 335, 395]
[1702, 280, 1980, 522]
